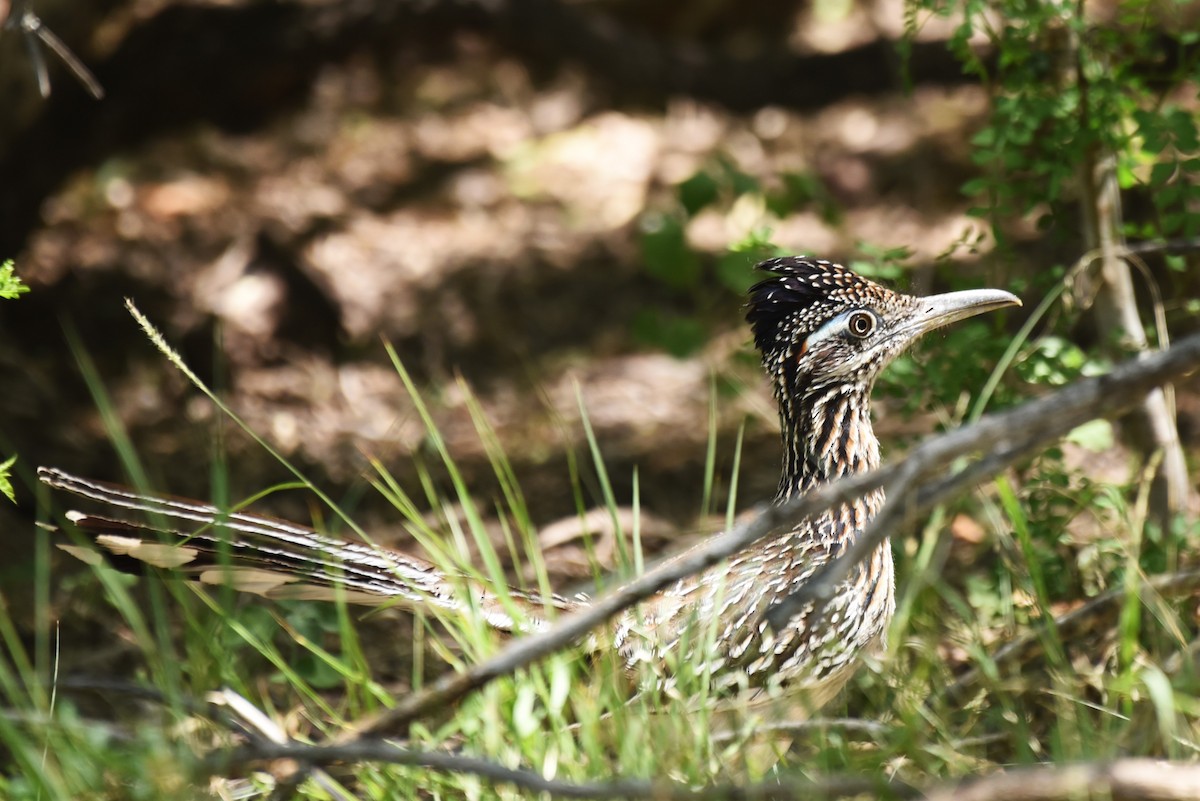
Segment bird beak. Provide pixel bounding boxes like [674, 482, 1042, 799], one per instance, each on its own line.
[900, 287, 1022, 339]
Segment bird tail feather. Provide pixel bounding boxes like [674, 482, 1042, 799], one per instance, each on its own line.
[37, 467, 573, 633]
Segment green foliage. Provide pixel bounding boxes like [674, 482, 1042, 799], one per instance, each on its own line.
[888, 2, 1200, 779]
[721, 229, 782, 292]
[0, 260, 28, 300]
[765, 171, 843, 224]
[634, 159, 811, 355]
[910, 0, 1200, 249]
[1130, 107, 1200, 239]
[0, 260, 26, 503]
[1015, 335, 1109, 386]
[1065, 419, 1114, 453]
[0, 455, 15, 504]
[630, 308, 708, 358]
[848, 243, 911, 282]
[641, 213, 701, 290]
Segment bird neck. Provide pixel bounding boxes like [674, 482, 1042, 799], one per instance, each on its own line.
[776, 381, 881, 502]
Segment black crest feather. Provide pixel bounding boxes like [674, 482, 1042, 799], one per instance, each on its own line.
[746, 257, 871, 358]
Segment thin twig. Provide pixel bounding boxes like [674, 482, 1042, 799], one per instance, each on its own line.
[209, 689, 357, 801]
[205, 740, 916, 800]
[350, 332, 1200, 739]
[710, 717, 890, 745]
[1124, 238, 1200, 257]
[0, 707, 134, 743]
[941, 568, 1200, 705]
[2, 2, 104, 99]
[56, 676, 214, 719]
[25, 12, 105, 99]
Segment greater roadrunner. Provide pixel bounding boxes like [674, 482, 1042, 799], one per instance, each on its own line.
[39, 257, 1019, 706]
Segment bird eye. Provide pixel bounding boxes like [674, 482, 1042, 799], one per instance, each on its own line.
[847, 311, 876, 338]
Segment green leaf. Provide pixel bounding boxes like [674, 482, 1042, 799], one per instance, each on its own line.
[1065, 419, 1114, 453]
[631, 309, 708, 357]
[548, 659, 571, 715]
[1139, 665, 1179, 748]
[1148, 162, 1176, 187]
[512, 683, 539, 738]
[971, 127, 996, 147]
[640, 215, 700, 290]
[0, 260, 29, 300]
[715, 251, 757, 294]
[677, 171, 719, 216]
[961, 177, 989, 197]
[1162, 211, 1186, 235]
[729, 226, 779, 256]
[728, 166, 760, 197]
[292, 652, 344, 689]
[0, 454, 15, 504]
[1115, 161, 1136, 189]
[1167, 108, 1199, 151]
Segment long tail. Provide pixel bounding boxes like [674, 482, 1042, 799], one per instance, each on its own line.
[38, 467, 576, 633]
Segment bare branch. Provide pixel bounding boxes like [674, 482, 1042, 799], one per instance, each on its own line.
[207, 739, 1200, 801]
[205, 740, 915, 800]
[926, 759, 1200, 801]
[763, 420, 1046, 629]
[763, 330, 1200, 628]
[350, 332, 1200, 739]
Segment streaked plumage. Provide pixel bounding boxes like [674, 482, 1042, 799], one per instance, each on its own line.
[40, 256, 1019, 708]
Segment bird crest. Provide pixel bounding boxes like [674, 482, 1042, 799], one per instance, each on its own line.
[745, 257, 894, 371]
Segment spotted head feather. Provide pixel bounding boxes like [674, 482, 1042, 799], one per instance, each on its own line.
[746, 257, 910, 397]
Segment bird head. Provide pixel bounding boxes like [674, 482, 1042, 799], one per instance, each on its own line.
[747, 257, 1021, 399]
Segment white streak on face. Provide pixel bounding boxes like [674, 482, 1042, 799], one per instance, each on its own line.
[804, 311, 854, 350]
